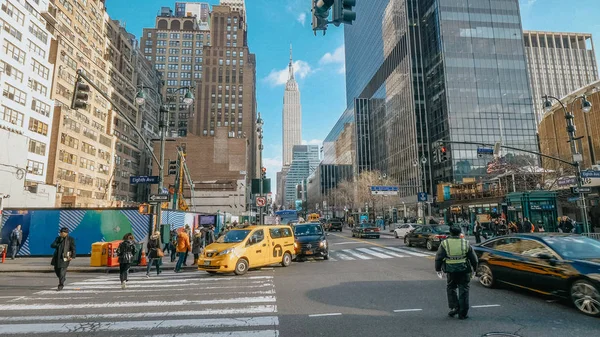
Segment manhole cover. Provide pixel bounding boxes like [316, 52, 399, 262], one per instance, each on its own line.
[482, 334, 522, 337]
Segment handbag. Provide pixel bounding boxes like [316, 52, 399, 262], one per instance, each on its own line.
[156, 248, 164, 257]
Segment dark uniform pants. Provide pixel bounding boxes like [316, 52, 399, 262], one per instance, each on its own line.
[446, 272, 471, 316]
[54, 266, 68, 286]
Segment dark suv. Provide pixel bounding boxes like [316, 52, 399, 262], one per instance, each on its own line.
[327, 221, 343, 232]
[293, 222, 329, 260]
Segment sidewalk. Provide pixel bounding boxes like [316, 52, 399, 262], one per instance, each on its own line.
[0, 256, 199, 274]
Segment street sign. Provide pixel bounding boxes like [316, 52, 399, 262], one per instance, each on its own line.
[130, 176, 159, 184]
[568, 196, 582, 203]
[417, 192, 428, 202]
[571, 187, 592, 194]
[149, 194, 171, 202]
[476, 147, 494, 155]
[370, 186, 399, 195]
[256, 197, 266, 207]
[582, 170, 600, 178]
[557, 177, 577, 187]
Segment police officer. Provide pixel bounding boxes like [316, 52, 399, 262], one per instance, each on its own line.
[435, 225, 478, 320]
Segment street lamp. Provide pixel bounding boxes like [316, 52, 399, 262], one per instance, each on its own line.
[257, 113, 264, 224]
[543, 94, 592, 233]
[134, 85, 195, 234]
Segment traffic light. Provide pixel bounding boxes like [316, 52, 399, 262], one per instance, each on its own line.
[168, 160, 177, 175]
[70, 80, 90, 110]
[312, 0, 333, 35]
[138, 203, 153, 215]
[440, 145, 449, 162]
[332, 0, 356, 26]
[261, 167, 267, 179]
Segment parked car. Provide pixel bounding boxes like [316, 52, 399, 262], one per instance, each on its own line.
[198, 225, 295, 275]
[404, 225, 451, 251]
[394, 224, 421, 239]
[326, 220, 343, 232]
[293, 222, 329, 260]
[352, 223, 380, 239]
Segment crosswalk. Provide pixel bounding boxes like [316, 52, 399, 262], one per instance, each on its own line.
[327, 246, 435, 262]
[0, 271, 280, 337]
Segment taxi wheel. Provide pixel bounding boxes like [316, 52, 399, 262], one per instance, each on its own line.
[571, 280, 600, 317]
[281, 252, 292, 267]
[234, 258, 249, 275]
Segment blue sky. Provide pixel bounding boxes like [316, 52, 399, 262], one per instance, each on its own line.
[107, 0, 600, 192]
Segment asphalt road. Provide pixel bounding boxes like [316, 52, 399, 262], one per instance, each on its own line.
[0, 229, 597, 337]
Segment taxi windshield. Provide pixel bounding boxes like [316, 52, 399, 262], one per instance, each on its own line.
[294, 224, 323, 236]
[216, 230, 251, 243]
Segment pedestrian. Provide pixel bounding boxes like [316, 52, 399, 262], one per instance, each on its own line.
[146, 231, 163, 277]
[435, 226, 478, 320]
[183, 225, 192, 266]
[192, 229, 203, 265]
[508, 221, 518, 234]
[558, 216, 574, 233]
[205, 225, 216, 246]
[516, 218, 523, 233]
[175, 228, 191, 273]
[9, 225, 23, 260]
[523, 217, 533, 233]
[169, 230, 177, 262]
[116, 233, 137, 289]
[473, 221, 482, 244]
[50, 227, 76, 291]
[538, 224, 545, 232]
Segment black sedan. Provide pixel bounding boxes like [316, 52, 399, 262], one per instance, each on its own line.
[404, 225, 452, 251]
[293, 222, 329, 260]
[352, 223, 380, 239]
[474, 233, 600, 317]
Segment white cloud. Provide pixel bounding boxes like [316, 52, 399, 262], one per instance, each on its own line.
[264, 60, 313, 86]
[302, 139, 323, 146]
[520, 0, 537, 10]
[319, 45, 346, 74]
[297, 12, 307, 26]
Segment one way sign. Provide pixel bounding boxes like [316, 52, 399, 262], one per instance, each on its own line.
[149, 194, 171, 203]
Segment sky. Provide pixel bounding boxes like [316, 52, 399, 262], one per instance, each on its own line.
[106, 0, 600, 195]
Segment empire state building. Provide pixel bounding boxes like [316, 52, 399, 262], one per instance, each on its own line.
[282, 46, 302, 167]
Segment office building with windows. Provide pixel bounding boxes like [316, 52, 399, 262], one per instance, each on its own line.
[524, 31, 599, 124]
[0, 0, 57, 206]
[283, 145, 320, 208]
[331, 0, 539, 205]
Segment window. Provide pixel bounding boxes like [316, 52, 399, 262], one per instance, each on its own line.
[79, 157, 95, 171]
[156, 48, 166, 54]
[3, 84, 27, 105]
[2, 1, 25, 24]
[27, 40, 45, 58]
[60, 133, 79, 149]
[26, 160, 44, 176]
[247, 230, 265, 246]
[182, 49, 192, 54]
[0, 105, 24, 126]
[29, 23, 48, 43]
[170, 33, 180, 39]
[3, 40, 26, 64]
[28, 139, 46, 155]
[520, 240, 554, 258]
[1, 18, 22, 40]
[157, 40, 167, 46]
[144, 47, 152, 54]
[168, 56, 179, 62]
[156, 56, 166, 62]
[0, 61, 24, 82]
[168, 64, 179, 70]
[169, 48, 179, 54]
[29, 118, 48, 135]
[30, 80, 48, 96]
[57, 168, 76, 182]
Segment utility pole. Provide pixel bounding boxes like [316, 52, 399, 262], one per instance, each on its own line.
[257, 113, 264, 224]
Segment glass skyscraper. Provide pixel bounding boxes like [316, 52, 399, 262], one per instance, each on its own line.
[284, 145, 321, 207]
[336, 0, 538, 202]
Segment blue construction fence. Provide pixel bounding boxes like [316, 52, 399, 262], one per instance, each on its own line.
[0, 208, 215, 257]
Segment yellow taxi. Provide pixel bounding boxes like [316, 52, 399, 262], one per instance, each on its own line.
[198, 225, 295, 275]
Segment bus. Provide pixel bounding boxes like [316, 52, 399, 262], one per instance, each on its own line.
[275, 210, 299, 225]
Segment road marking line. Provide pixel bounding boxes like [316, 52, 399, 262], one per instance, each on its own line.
[327, 256, 338, 261]
[356, 247, 393, 259]
[471, 304, 501, 308]
[401, 247, 435, 256]
[331, 242, 360, 245]
[340, 249, 372, 260]
[21, 290, 277, 302]
[123, 331, 279, 337]
[2, 305, 278, 322]
[7, 296, 26, 303]
[331, 252, 355, 261]
[35, 282, 274, 295]
[90, 275, 273, 282]
[370, 247, 405, 258]
[393, 309, 423, 312]
[1, 296, 277, 311]
[384, 246, 429, 257]
[0, 316, 279, 334]
[309, 313, 342, 317]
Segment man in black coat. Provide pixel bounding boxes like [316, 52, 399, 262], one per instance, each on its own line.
[50, 227, 76, 291]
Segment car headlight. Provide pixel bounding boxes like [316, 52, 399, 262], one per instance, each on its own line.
[320, 240, 327, 248]
[218, 248, 234, 256]
[294, 242, 299, 249]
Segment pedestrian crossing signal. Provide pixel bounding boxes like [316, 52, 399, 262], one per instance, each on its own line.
[138, 203, 153, 214]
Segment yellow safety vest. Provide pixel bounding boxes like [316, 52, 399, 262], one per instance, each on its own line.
[442, 238, 468, 270]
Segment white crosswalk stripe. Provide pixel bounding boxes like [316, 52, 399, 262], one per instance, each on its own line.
[328, 246, 432, 261]
[0, 272, 280, 336]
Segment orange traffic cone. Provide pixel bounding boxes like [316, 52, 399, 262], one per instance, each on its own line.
[140, 250, 147, 266]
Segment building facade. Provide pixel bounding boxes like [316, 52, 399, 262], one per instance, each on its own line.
[306, 164, 353, 213]
[524, 31, 599, 124]
[140, 6, 210, 137]
[335, 0, 539, 206]
[0, 0, 56, 198]
[283, 145, 319, 208]
[282, 46, 302, 167]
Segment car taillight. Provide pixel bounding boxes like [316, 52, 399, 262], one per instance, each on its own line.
[374, 228, 380, 232]
[433, 235, 446, 241]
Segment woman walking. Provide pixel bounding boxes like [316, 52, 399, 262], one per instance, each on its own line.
[192, 229, 203, 265]
[116, 233, 137, 289]
[473, 221, 482, 244]
[146, 231, 163, 277]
